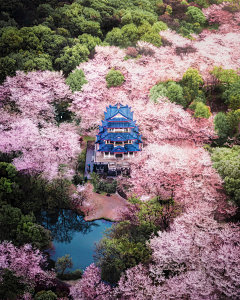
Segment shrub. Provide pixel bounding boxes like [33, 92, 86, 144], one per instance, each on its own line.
[57, 269, 82, 280]
[229, 95, 240, 111]
[213, 111, 230, 139]
[104, 28, 124, 47]
[140, 31, 162, 47]
[34, 290, 57, 300]
[65, 69, 88, 93]
[152, 21, 168, 33]
[105, 68, 125, 88]
[186, 6, 207, 26]
[193, 102, 211, 118]
[167, 81, 187, 107]
[72, 174, 84, 185]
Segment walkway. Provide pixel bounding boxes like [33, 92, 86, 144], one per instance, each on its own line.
[84, 141, 95, 179]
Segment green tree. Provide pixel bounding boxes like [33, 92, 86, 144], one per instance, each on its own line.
[213, 111, 230, 139]
[0, 12, 18, 29]
[229, 95, 240, 111]
[34, 290, 57, 300]
[167, 81, 187, 107]
[180, 68, 204, 105]
[65, 68, 88, 92]
[149, 82, 168, 103]
[105, 68, 125, 88]
[222, 79, 240, 105]
[140, 31, 162, 47]
[55, 44, 89, 74]
[104, 27, 125, 47]
[0, 204, 50, 248]
[210, 66, 240, 93]
[55, 254, 73, 276]
[78, 33, 102, 52]
[193, 102, 211, 119]
[211, 145, 240, 206]
[0, 27, 23, 56]
[226, 109, 240, 136]
[0, 269, 25, 300]
[121, 23, 139, 47]
[152, 21, 168, 33]
[94, 223, 151, 284]
[186, 6, 207, 26]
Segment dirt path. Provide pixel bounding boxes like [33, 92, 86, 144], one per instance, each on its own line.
[69, 183, 129, 221]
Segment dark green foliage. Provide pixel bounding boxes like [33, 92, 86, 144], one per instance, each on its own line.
[140, 30, 162, 47]
[94, 222, 152, 284]
[78, 33, 102, 52]
[53, 101, 74, 123]
[55, 44, 89, 74]
[185, 6, 206, 26]
[189, 101, 211, 118]
[180, 68, 204, 105]
[72, 174, 84, 185]
[0, 12, 18, 28]
[91, 172, 118, 193]
[57, 269, 82, 280]
[94, 195, 181, 284]
[105, 68, 125, 88]
[229, 95, 240, 111]
[222, 79, 240, 106]
[0, 204, 51, 249]
[55, 254, 73, 276]
[225, 109, 240, 137]
[149, 80, 187, 107]
[65, 68, 88, 93]
[0, 269, 25, 300]
[34, 290, 57, 300]
[210, 145, 240, 206]
[214, 112, 230, 139]
[0, 163, 71, 215]
[210, 66, 240, 97]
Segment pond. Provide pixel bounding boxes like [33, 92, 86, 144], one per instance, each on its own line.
[37, 209, 113, 272]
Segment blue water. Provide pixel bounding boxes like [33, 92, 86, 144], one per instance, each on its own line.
[37, 209, 113, 272]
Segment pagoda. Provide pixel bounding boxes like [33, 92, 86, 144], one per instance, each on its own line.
[93, 103, 142, 175]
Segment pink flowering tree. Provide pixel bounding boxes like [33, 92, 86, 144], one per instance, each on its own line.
[113, 211, 240, 300]
[0, 242, 55, 297]
[0, 71, 81, 181]
[69, 263, 113, 300]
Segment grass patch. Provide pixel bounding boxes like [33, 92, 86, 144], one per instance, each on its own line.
[83, 136, 95, 142]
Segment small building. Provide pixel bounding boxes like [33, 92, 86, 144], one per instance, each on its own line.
[94, 103, 142, 176]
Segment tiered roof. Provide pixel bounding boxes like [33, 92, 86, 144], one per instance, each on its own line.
[96, 103, 142, 153]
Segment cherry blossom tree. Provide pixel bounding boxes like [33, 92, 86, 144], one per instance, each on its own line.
[0, 71, 81, 181]
[69, 263, 113, 300]
[0, 242, 55, 295]
[113, 211, 240, 300]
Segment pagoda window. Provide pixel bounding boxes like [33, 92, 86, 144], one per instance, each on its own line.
[116, 141, 122, 145]
[124, 128, 129, 132]
[109, 128, 114, 132]
[129, 152, 133, 155]
[105, 152, 109, 155]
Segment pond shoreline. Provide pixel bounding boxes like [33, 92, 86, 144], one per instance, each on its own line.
[69, 183, 129, 222]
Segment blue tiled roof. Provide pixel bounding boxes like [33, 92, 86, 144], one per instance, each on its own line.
[98, 144, 140, 152]
[100, 131, 138, 141]
[96, 103, 142, 153]
[104, 104, 134, 121]
[102, 120, 136, 128]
